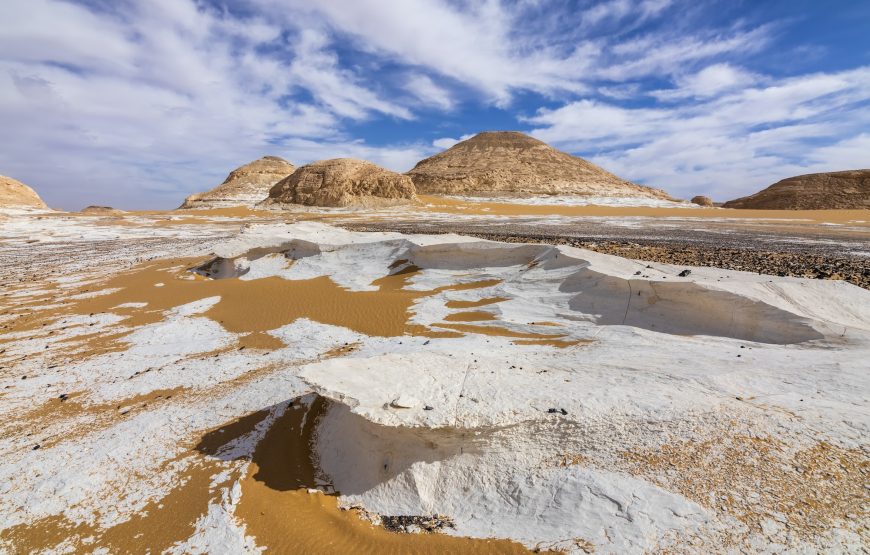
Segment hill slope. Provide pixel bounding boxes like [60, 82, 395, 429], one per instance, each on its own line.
[407, 131, 672, 199]
[180, 156, 295, 208]
[0, 175, 48, 209]
[724, 170, 870, 209]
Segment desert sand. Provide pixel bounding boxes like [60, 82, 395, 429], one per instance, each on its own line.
[1, 196, 869, 553]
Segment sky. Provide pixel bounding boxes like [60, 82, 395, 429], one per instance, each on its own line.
[1, 0, 869, 210]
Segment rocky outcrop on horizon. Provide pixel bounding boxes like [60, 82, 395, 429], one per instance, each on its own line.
[407, 131, 673, 199]
[179, 156, 295, 209]
[691, 195, 714, 207]
[265, 158, 418, 208]
[724, 170, 870, 210]
[80, 205, 124, 214]
[0, 175, 48, 209]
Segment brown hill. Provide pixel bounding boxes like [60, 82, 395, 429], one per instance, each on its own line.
[80, 205, 124, 215]
[0, 175, 48, 209]
[407, 131, 672, 199]
[180, 156, 295, 208]
[266, 158, 418, 208]
[724, 170, 870, 210]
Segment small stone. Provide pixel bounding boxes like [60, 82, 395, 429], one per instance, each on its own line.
[678, 269, 691, 277]
[390, 395, 420, 409]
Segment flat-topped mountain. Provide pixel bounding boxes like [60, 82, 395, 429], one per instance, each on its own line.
[0, 175, 48, 209]
[266, 158, 418, 208]
[724, 170, 870, 210]
[407, 131, 672, 199]
[80, 205, 124, 215]
[180, 156, 295, 208]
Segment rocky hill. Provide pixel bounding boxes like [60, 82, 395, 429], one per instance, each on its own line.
[80, 206, 124, 215]
[180, 156, 295, 208]
[724, 170, 870, 209]
[0, 175, 48, 209]
[266, 158, 418, 208]
[407, 131, 672, 199]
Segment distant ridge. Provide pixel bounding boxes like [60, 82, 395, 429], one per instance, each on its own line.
[407, 131, 672, 199]
[724, 170, 870, 209]
[180, 156, 295, 208]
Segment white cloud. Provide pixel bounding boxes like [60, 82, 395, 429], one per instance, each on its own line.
[404, 74, 454, 111]
[0, 0, 865, 210]
[526, 66, 870, 200]
[654, 63, 758, 100]
[431, 134, 475, 150]
[0, 0, 415, 209]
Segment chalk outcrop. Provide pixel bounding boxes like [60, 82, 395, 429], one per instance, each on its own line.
[407, 131, 672, 199]
[265, 158, 418, 208]
[724, 170, 870, 209]
[201, 222, 870, 553]
[0, 175, 48, 209]
[691, 195, 714, 207]
[180, 156, 295, 208]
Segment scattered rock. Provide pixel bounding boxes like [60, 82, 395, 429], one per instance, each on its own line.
[380, 514, 455, 533]
[390, 395, 420, 409]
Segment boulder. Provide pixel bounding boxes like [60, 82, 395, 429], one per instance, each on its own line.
[266, 158, 418, 208]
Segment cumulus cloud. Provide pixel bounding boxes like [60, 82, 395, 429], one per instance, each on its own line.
[526, 66, 870, 199]
[0, 0, 417, 208]
[0, 0, 866, 208]
[404, 74, 454, 111]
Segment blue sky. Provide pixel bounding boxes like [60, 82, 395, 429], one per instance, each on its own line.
[1, 0, 868, 209]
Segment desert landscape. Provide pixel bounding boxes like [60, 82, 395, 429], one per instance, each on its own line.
[2, 1, 869, 554]
[1, 130, 868, 554]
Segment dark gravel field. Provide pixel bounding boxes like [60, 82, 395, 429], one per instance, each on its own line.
[343, 219, 870, 290]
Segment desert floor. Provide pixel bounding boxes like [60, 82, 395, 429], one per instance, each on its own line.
[1, 200, 868, 554]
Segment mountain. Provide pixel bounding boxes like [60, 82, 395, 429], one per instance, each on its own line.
[179, 156, 295, 208]
[266, 158, 418, 208]
[0, 175, 48, 209]
[723, 170, 870, 209]
[407, 131, 672, 199]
